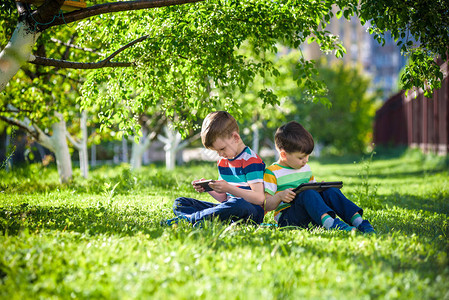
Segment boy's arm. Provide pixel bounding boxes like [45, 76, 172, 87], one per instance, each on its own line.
[207, 190, 228, 203]
[192, 179, 228, 203]
[264, 193, 279, 212]
[209, 181, 265, 206]
[264, 189, 296, 211]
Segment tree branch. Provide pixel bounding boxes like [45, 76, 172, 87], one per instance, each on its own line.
[66, 132, 81, 149]
[0, 108, 34, 113]
[178, 131, 201, 151]
[0, 115, 37, 137]
[29, 56, 132, 69]
[105, 34, 151, 63]
[29, 34, 152, 69]
[31, 123, 55, 152]
[40, 0, 204, 30]
[143, 113, 167, 144]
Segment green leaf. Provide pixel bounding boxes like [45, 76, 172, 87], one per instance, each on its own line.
[336, 10, 343, 19]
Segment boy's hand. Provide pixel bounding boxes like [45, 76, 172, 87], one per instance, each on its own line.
[208, 180, 229, 194]
[276, 188, 296, 203]
[192, 178, 207, 193]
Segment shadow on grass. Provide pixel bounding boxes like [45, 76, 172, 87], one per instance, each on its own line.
[0, 166, 193, 195]
[312, 147, 407, 165]
[340, 168, 448, 180]
[343, 191, 449, 219]
[0, 203, 164, 239]
[183, 222, 447, 286]
[384, 193, 449, 215]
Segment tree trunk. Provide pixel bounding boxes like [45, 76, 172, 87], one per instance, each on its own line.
[0, 19, 41, 92]
[66, 111, 89, 178]
[37, 117, 73, 183]
[90, 143, 96, 167]
[265, 138, 279, 161]
[166, 145, 177, 170]
[50, 118, 73, 183]
[158, 126, 182, 170]
[130, 127, 159, 170]
[158, 126, 200, 170]
[0, 113, 73, 183]
[79, 110, 89, 178]
[122, 137, 128, 163]
[4, 133, 12, 171]
[131, 138, 144, 169]
[251, 123, 260, 154]
[113, 143, 120, 164]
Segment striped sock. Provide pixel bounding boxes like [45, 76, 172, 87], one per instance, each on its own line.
[351, 213, 363, 228]
[322, 215, 334, 229]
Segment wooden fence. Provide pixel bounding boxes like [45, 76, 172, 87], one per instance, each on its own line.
[373, 61, 449, 155]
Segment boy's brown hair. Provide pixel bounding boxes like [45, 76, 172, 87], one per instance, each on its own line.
[201, 111, 239, 149]
[275, 121, 314, 154]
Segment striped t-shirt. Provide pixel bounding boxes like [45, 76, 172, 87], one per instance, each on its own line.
[264, 163, 315, 221]
[217, 146, 265, 199]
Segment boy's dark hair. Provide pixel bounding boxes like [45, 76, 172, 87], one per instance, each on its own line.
[201, 111, 239, 149]
[275, 121, 314, 154]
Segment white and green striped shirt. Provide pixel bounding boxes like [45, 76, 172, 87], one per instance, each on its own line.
[264, 163, 315, 221]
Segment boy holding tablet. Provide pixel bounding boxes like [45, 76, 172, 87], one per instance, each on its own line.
[264, 121, 375, 233]
[162, 111, 266, 226]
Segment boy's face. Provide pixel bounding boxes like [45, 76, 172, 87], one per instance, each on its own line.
[210, 132, 241, 159]
[280, 150, 309, 169]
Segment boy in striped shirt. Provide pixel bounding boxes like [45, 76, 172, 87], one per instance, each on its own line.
[163, 111, 266, 226]
[264, 121, 375, 233]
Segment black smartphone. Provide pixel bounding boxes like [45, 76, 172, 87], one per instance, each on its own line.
[194, 180, 215, 192]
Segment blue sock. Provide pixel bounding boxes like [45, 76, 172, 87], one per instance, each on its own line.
[322, 215, 334, 229]
[351, 213, 363, 227]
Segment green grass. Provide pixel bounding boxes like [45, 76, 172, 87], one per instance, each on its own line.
[1, 151, 448, 299]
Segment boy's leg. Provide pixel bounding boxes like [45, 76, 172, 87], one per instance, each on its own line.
[319, 188, 362, 224]
[162, 198, 217, 226]
[189, 197, 264, 224]
[320, 188, 376, 233]
[278, 190, 335, 228]
[279, 190, 356, 231]
[173, 197, 217, 217]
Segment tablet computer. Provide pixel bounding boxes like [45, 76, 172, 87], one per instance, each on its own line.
[292, 181, 343, 194]
[194, 179, 215, 192]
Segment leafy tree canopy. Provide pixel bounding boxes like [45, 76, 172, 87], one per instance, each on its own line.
[359, 0, 449, 97]
[1, 0, 448, 137]
[77, 0, 349, 136]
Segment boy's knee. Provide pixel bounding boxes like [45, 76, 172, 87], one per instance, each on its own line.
[298, 189, 320, 199]
[323, 187, 341, 196]
[221, 198, 246, 211]
[173, 197, 186, 208]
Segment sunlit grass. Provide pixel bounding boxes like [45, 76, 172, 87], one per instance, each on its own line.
[0, 151, 448, 299]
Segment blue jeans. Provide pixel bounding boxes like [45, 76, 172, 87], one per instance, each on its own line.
[278, 188, 362, 228]
[173, 197, 264, 224]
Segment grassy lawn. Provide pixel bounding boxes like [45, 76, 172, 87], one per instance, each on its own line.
[0, 150, 448, 299]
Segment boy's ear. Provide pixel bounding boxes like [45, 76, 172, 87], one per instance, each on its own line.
[231, 131, 240, 141]
[279, 149, 287, 159]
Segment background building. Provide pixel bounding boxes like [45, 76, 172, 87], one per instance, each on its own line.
[303, 8, 407, 99]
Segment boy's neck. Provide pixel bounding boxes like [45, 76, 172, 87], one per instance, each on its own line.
[235, 141, 247, 157]
[276, 158, 290, 168]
